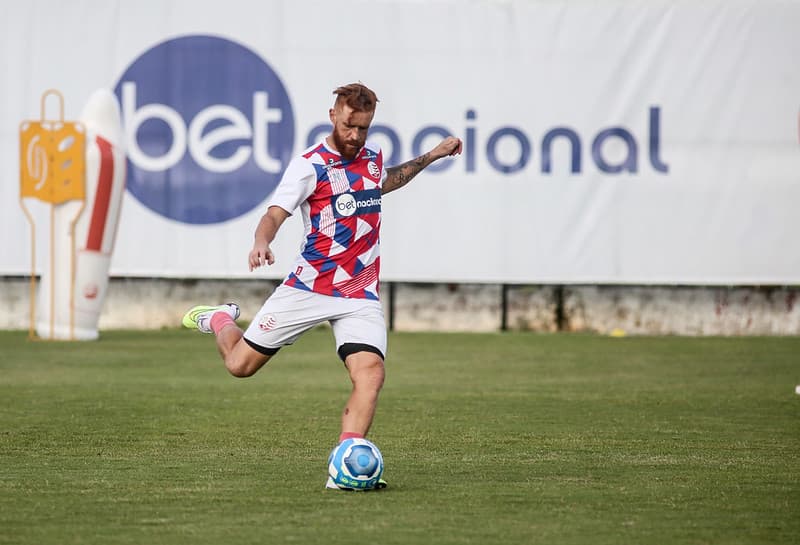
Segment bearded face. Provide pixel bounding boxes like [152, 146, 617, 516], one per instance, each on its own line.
[328, 104, 374, 160]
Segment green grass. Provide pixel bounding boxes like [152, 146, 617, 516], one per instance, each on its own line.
[1, 328, 798, 545]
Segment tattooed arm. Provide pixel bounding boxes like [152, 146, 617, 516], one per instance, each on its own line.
[382, 136, 463, 195]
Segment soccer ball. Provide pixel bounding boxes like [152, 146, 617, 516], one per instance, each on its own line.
[327, 438, 384, 490]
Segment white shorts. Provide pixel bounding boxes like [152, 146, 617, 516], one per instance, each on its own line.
[242, 284, 387, 360]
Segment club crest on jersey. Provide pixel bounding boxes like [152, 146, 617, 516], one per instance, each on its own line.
[367, 161, 380, 179]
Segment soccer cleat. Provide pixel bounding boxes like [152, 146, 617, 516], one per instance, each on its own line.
[182, 303, 240, 333]
[325, 476, 387, 491]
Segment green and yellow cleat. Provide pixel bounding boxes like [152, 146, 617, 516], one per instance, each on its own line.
[182, 303, 240, 333]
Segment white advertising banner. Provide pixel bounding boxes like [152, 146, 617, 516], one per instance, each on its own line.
[2, 0, 799, 284]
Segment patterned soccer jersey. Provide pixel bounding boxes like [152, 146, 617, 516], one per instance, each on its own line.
[267, 139, 386, 300]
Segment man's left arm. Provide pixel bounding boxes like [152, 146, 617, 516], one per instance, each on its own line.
[381, 136, 462, 195]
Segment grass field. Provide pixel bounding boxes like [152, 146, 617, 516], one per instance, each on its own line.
[1, 328, 798, 545]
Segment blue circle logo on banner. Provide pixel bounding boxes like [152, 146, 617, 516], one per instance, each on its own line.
[114, 35, 294, 224]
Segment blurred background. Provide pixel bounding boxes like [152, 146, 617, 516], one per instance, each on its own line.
[2, 0, 799, 336]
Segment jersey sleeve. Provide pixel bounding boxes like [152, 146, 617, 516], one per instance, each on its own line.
[266, 156, 316, 214]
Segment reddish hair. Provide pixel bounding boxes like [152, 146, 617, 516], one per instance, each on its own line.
[332, 83, 379, 112]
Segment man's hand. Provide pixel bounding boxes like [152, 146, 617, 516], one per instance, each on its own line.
[249, 243, 275, 271]
[430, 136, 463, 160]
[382, 136, 464, 195]
[249, 206, 289, 271]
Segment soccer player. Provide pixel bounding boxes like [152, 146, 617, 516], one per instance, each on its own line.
[183, 82, 462, 489]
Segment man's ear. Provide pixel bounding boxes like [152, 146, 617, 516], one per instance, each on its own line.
[329, 108, 336, 124]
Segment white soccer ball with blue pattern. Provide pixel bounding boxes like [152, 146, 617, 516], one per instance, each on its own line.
[327, 438, 384, 490]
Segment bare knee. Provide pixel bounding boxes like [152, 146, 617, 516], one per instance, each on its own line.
[346, 354, 385, 392]
[225, 357, 257, 378]
[223, 347, 271, 378]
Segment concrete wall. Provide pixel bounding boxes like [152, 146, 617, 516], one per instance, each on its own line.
[2, 276, 798, 335]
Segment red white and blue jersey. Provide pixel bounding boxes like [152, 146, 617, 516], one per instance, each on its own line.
[267, 139, 386, 300]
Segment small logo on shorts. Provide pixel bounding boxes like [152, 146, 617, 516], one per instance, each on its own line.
[259, 314, 277, 331]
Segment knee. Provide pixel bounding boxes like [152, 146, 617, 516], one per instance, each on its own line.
[349, 356, 385, 392]
[363, 363, 385, 391]
[224, 356, 257, 378]
[223, 343, 271, 378]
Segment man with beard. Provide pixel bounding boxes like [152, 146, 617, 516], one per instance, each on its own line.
[182, 82, 462, 490]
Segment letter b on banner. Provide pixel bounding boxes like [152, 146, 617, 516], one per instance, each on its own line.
[115, 35, 295, 224]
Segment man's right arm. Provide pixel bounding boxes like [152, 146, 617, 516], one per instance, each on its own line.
[249, 157, 316, 271]
[249, 206, 290, 271]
